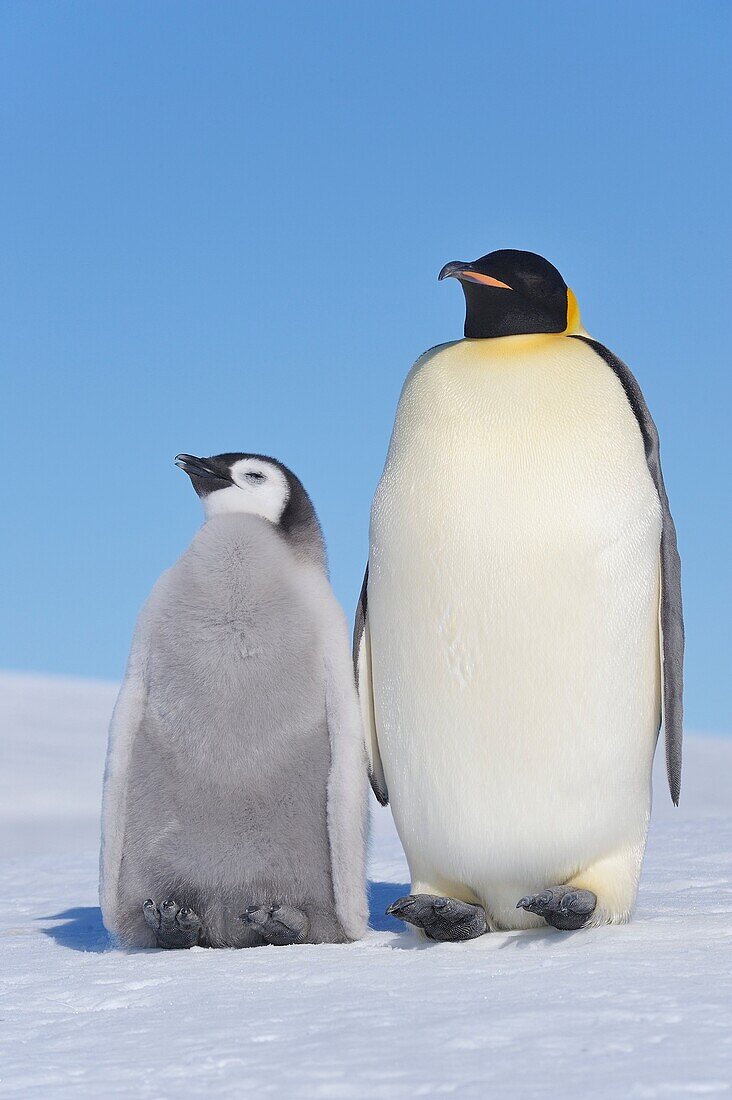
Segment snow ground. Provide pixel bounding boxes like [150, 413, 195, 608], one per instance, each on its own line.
[1, 671, 730, 1098]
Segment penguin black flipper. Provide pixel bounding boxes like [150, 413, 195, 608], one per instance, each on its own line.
[353, 564, 389, 805]
[569, 335, 684, 804]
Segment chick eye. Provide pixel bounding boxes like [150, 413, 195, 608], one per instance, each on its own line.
[245, 471, 266, 483]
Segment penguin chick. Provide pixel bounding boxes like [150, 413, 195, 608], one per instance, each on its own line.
[356, 250, 683, 939]
[100, 453, 368, 948]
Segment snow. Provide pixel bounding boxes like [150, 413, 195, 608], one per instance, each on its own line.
[1, 671, 730, 1098]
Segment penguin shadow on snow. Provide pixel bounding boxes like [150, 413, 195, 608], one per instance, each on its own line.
[494, 926, 572, 950]
[387, 918, 578, 951]
[39, 907, 111, 953]
[368, 881, 411, 933]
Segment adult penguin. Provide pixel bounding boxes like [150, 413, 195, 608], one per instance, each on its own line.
[355, 249, 683, 938]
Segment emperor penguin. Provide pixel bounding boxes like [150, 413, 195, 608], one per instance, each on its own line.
[100, 453, 368, 948]
[355, 250, 683, 938]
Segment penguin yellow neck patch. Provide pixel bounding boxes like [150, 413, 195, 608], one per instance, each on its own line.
[565, 288, 582, 334]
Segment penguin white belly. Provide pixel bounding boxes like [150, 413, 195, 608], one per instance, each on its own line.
[369, 336, 662, 928]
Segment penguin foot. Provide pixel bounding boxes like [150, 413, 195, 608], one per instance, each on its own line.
[517, 886, 597, 930]
[386, 894, 487, 942]
[143, 898, 202, 948]
[240, 903, 309, 946]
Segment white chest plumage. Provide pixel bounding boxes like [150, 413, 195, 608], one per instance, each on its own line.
[368, 334, 662, 924]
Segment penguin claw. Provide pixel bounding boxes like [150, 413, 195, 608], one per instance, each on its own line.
[242, 904, 269, 926]
[516, 886, 597, 930]
[142, 899, 160, 932]
[240, 903, 309, 946]
[517, 890, 556, 913]
[386, 897, 414, 917]
[386, 894, 487, 942]
[142, 899, 201, 948]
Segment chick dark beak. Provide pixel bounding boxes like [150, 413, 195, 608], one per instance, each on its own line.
[174, 454, 231, 482]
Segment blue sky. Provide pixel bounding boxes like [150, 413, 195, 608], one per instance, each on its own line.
[1, 1, 730, 732]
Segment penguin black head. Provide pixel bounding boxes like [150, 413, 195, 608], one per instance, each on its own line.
[438, 249, 581, 339]
[174, 452, 325, 563]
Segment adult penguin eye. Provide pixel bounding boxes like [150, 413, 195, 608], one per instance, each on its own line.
[245, 471, 266, 483]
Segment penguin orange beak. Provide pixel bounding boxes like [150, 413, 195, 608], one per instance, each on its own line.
[438, 261, 513, 290]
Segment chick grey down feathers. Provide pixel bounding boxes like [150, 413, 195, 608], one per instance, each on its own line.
[100, 502, 368, 948]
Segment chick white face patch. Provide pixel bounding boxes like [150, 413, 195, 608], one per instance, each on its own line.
[203, 459, 290, 524]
